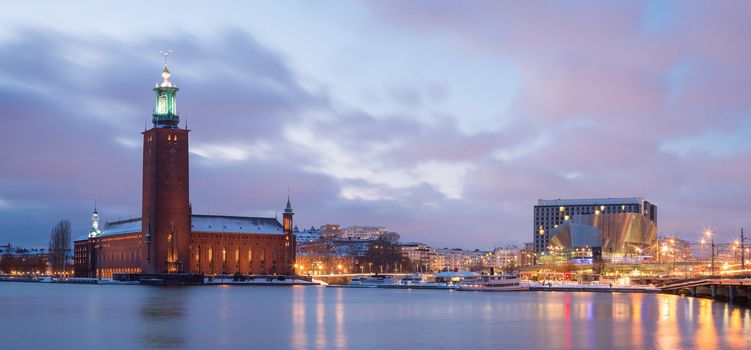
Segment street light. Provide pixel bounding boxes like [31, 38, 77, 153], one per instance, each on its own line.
[704, 230, 716, 276]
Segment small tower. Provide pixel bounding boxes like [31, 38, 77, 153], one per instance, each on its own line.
[88, 200, 101, 238]
[152, 64, 180, 128]
[283, 195, 294, 234]
[283, 195, 296, 275]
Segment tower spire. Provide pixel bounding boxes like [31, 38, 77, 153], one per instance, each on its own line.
[152, 50, 180, 129]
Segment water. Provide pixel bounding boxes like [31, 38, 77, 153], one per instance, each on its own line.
[0, 283, 749, 350]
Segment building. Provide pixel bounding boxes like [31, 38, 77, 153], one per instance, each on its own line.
[0, 244, 50, 275]
[534, 198, 657, 261]
[295, 226, 322, 243]
[519, 242, 535, 267]
[492, 245, 520, 269]
[73, 64, 295, 279]
[400, 242, 435, 272]
[341, 225, 390, 241]
[432, 248, 489, 272]
[319, 224, 342, 239]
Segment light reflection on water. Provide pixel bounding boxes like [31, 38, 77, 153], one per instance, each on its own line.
[0, 283, 749, 350]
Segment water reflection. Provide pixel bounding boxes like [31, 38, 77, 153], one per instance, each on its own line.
[291, 287, 307, 349]
[0, 284, 749, 350]
[138, 287, 188, 349]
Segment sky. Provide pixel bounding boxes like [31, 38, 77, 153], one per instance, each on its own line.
[0, 1, 750, 249]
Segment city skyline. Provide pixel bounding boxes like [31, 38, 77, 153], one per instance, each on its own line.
[1, 2, 751, 248]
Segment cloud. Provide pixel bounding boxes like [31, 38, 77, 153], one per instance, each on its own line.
[2, 2, 751, 248]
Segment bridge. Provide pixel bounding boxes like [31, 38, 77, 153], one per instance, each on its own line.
[660, 278, 751, 305]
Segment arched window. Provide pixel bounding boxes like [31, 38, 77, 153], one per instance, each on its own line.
[159, 95, 167, 114]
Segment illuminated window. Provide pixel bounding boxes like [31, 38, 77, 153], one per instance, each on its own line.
[168, 134, 172, 141]
[159, 95, 167, 113]
[208, 247, 213, 261]
[559, 206, 564, 212]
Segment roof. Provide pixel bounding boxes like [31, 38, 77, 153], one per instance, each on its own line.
[191, 214, 284, 234]
[77, 214, 285, 240]
[537, 198, 646, 206]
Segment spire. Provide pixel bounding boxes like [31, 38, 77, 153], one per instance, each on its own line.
[160, 65, 173, 87]
[89, 201, 101, 238]
[285, 194, 293, 213]
[152, 50, 180, 129]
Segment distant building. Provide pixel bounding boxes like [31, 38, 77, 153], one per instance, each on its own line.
[400, 242, 435, 271]
[0, 244, 50, 275]
[319, 224, 342, 239]
[433, 248, 489, 272]
[519, 242, 535, 267]
[341, 226, 390, 241]
[493, 245, 519, 268]
[534, 198, 657, 260]
[295, 226, 322, 243]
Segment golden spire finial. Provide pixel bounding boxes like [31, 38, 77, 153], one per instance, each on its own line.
[158, 49, 175, 87]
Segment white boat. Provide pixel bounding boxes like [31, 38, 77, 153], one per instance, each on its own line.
[348, 275, 399, 287]
[458, 274, 529, 291]
[380, 273, 455, 289]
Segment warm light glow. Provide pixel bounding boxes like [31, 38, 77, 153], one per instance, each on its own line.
[564, 215, 570, 220]
[594, 210, 600, 215]
[600, 205, 605, 211]
[559, 206, 564, 212]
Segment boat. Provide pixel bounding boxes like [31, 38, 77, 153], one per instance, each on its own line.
[348, 275, 399, 287]
[379, 273, 456, 289]
[457, 274, 529, 291]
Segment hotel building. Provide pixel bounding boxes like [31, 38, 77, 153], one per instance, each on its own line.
[533, 198, 657, 259]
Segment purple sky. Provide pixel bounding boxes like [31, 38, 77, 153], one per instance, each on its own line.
[1, 1, 750, 249]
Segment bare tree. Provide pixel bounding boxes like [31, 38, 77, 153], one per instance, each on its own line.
[363, 232, 412, 273]
[48, 220, 72, 275]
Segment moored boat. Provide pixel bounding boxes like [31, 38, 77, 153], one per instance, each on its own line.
[458, 274, 529, 291]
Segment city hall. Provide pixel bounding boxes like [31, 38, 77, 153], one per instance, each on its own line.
[73, 63, 296, 279]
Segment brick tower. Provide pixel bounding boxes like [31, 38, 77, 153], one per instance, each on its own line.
[141, 63, 191, 273]
[283, 196, 296, 274]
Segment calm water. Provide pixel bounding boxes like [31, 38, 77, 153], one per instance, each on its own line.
[1, 283, 750, 350]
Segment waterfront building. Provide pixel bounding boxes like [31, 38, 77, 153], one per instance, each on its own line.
[73, 64, 295, 278]
[493, 245, 520, 269]
[432, 248, 489, 272]
[519, 242, 535, 267]
[0, 244, 50, 275]
[534, 198, 657, 261]
[400, 242, 436, 271]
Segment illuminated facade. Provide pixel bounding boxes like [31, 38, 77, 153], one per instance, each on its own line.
[534, 198, 657, 258]
[73, 64, 295, 278]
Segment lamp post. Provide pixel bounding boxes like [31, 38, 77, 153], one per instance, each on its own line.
[704, 230, 716, 276]
[744, 229, 749, 271]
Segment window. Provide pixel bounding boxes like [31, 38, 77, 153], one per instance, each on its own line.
[159, 95, 167, 113]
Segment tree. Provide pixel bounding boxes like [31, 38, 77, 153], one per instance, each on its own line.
[363, 232, 412, 273]
[48, 220, 72, 275]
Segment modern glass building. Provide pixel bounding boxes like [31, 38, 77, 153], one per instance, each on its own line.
[533, 198, 657, 260]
